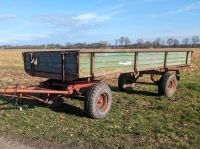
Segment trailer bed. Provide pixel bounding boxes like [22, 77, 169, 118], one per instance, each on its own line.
[23, 49, 193, 81]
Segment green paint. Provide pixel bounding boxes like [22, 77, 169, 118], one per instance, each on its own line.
[79, 51, 191, 77]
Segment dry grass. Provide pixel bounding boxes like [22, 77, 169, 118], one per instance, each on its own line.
[0, 51, 23, 70]
[192, 48, 200, 58]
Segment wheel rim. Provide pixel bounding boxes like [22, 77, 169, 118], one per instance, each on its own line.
[97, 93, 109, 113]
[168, 79, 176, 93]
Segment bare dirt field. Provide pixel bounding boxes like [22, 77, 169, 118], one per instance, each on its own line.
[0, 48, 199, 148]
[0, 135, 33, 149]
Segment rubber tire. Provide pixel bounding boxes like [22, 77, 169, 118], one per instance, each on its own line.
[158, 72, 177, 98]
[118, 74, 135, 91]
[85, 83, 112, 119]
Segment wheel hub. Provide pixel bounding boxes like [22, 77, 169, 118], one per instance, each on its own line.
[168, 79, 176, 92]
[97, 93, 108, 112]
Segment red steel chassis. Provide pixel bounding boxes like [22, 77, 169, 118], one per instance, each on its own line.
[0, 79, 100, 105]
[0, 67, 186, 106]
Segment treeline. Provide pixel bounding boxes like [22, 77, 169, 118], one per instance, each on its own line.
[113, 36, 200, 49]
[0, 36, 200, 49]
[0, 42, 110, 49]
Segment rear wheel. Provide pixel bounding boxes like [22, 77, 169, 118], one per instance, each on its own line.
[118, 74, 136, 91]
[85, 83, 112, 119]
[158, 72, 177, 98]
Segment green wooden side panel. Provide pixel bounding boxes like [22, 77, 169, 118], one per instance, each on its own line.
[79, 53, 135, 77]
[94, 53, 135, 76]
[137, 52, 165, 70]
[79, 51, 192, 78]
[167, 52, 187, 66]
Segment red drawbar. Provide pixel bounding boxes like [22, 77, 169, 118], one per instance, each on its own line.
[0, 80, 100, 104]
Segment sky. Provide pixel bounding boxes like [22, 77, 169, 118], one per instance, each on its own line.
[0, 0, 200, 45]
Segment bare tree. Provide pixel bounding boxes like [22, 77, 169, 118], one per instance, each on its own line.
[191, 36, 200, 47]
[136, 39, 144, 48]
[115, 39, 118, 47]
[66, 42, 71, 46]
[173, 39, 180, 47]
[153, 38, 162, 48]
[145, 41, 153, 48]
[182, 38, 190, 47]
[124, 37, 131, 47]
[167, 38, 174, 47]
[100, 41, 109, 48]
[161, 40, 165, 46]
[119, 36, 125, 46]
[137, 39, 144, 44]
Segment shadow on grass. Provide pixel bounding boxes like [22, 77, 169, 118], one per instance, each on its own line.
[0, 95, 87, 118]
[51, 94, 87, 117]
[110, 86, 160, 97]
[50, 103, 87, 118]
[0, 96, 45, 110]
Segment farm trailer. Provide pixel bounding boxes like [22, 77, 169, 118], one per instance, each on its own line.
[0, 49, 193, 119]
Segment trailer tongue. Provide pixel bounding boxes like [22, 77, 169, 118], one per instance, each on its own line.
[0, 49, 193, 119]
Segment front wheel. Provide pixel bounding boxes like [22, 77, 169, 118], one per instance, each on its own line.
[84, 83, 112, 119]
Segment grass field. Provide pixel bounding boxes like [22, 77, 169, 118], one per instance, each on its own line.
[0, 49, 200, 148]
